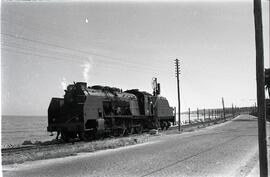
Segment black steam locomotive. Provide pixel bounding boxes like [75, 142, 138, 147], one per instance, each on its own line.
[48, 79, 175, 141]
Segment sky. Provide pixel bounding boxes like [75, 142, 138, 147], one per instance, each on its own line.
[1, 0, 269, 116]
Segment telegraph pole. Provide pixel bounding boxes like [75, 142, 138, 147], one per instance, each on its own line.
[253, 0, 268, 176]
[175, 59, 181, 131]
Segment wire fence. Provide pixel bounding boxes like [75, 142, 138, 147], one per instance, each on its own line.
[173, 106, 255, 126]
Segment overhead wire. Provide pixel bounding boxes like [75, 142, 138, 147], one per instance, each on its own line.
[1, 9, 168, 64]
[1, 46, 85, 64]
[1, 32, 169, 73]
[1, 41, 88, 62]
[1, 45, 166, 75]
[1, 12, 168, 67]
[1, 41, 168, 73]
[0, 17, 108, 53]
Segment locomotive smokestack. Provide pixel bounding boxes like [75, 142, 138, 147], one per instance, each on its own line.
[76, 82, 87, 89]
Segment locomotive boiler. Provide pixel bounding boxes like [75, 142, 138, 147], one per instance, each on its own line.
[48, 79, 175, 141]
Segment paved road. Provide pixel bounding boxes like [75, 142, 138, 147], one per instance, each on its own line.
[3, 115, 268, 177]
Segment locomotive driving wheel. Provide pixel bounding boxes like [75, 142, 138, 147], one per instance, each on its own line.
[120, 124, 128, 137]
[78, 132, 87, 141]
[135, 125, 143, 134]
[129, 127, 135, 134]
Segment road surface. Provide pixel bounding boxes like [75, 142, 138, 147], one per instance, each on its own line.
[3, 115, 269, 177]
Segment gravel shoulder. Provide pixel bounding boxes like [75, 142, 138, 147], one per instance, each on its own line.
[233, 121, 270, 177]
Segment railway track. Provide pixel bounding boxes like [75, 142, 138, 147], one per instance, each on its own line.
[1, 134, 140, 154]
[1, 141, 80, 153]
[2, 145, 37, 153]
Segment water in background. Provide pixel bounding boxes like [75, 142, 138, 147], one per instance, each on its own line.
[1, 115, 53, 145]
[180, 113, 199, 124]
[179, 113, 219, 124]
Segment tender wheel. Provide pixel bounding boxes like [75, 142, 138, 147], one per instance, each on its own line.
[61, 131, 69, 142]
[79, 132, 87, 141]
[161, 122, 166, 130]
[166, 122, 171, 130]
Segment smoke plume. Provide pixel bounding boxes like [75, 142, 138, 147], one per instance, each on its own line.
[61, 77, 67, 90]
[82, 56, 93, 83]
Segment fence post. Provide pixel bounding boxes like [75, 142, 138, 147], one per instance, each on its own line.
[232, 104, 234, 118]
[197, 108, 199, 120]
[222, 97, 226, 119]
[188, 108, 191, 124]
[174, 107, 176, 125]
[203, 108, 206, 126]
[203, 108, 206, 121]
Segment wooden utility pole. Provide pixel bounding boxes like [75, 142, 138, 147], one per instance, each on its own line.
[175, 59, 181, 131]
[253, 0, 268, 176]
[222, 97, 225, 119]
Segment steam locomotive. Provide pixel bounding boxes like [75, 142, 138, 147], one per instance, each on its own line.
[47, 79, 175, 141]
